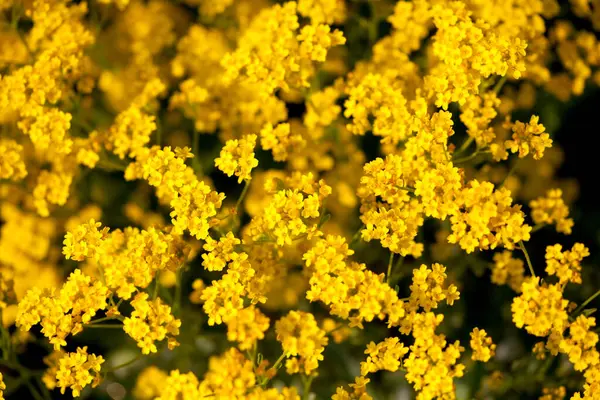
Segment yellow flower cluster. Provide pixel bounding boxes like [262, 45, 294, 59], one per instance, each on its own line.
[360, 337, 408, 376]
[304, 235, 406, 328]
[123, 292, 181, 354]
[222, 1, 345, 95]
[16, 270, 109, 349]
[407, 263, 460, 312]
[470, 328, 496, 362]
[448, 181, 531, 253]
[215, 134, 259, 182]
[403, 312, 465, 400]
[260, 123, 306, 162]
[275, 310, 328, 375]
[491, 251, 525, 292]
[512, 278, 569, 337]
[2, 0, 600, 399]
[530, 189, 574, 234]
[546, 243, 590, 284]
[0, 139, 27, 181]
[64, 220, 189, 299]
[504, 116, 553, 160]
[54, 347, 104, 397]
[126, 146, 225, 239]
[0, 372, 4, 400]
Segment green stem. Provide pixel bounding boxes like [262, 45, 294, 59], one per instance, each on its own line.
[192, 128, 201, 172]
[493, 75, 508, 95]
[272, 352, 286, 371]
[97, 158, 127, 171]
[83, 323, 123, 329]
[453, 150, 486, 164]
[35, 376, 52, 400]
[531, 224, 546, 234]
[235, 179, 251, 216]
[573, 289, 600, 317]
[349, 224, 365, 248]
[26, 381, 45, 400]
[456, 136, 475, 156]
[499, 159, 519, 188]
[519, 241, 535, 277]
[104, 354, 144, 375]
[173, 266, 183, 316]
[302, 375, 315, 400]
[386, 252, 395, 285]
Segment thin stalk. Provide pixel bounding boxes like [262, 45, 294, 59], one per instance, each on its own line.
[260, 352, 287, 387]
[83, 324, 122, 329]
[302, 375, 315, 400]
[493, 75, 508, 95]
[235, 179, 251, 216]
[499, 159, 519, 188]
[386, 252, 395, 285]
[35, 376, 52, 400]
[519, 241, 535, 277]
[453, 151, 483, 164]
[573, 289, 600, 317]
[349, 224, 365, 248]
[173, 266, 183, 316]
[26, 381, 45, 400]
[104, 354, 144, 375]
[456, 136, 475, 156]
[531, 224, 546, 234]
[192, 128, 201, 172]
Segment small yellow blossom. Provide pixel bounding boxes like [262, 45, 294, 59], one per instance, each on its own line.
[276, 310, 329, 375]
[491, 251, 525, 292]
[530, 189, 574, 234]
[55, 347, 104, 397]
[123, 292, 181, 354]
[133, 366, 168, 400]
[545, 243, 589, 284]
[226, 305, 270, 350]
[539, 386, 566, 400]
[407, 263, 460, 312]
[470, 328, 496, 362]
[0, 139, 27, 181]
[0, 372, 5, 400]
[260, 123, 306, 162]
[512, 278, 569, 337]
[504, 116, 553, 160]
[360, 337, 409, 376]
[559, 315, 599, 371]
[215, 134, 259, 182]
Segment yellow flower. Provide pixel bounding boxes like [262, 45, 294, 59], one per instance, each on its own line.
[0, 139, 27, 181]
[512, 277, 569, 337]
[360, 337, 409, 376]
[559, 315, 599, 371]
[260, 123, 306, 162]
[276, 310, 329, 375]
[133, 366, 168, 400]
[55, 347, 104, 397]
[530, 189, 574, 234]
[491, 251, 525, 291]
[226, 305, 270, 350]
[407, 263, 460, 313]
[215, 134, 259, 182]
[123, 292, 181, 354]
[545, 243, 589, 284]
[470, 328, 496, 362]
[199, 348, 256, 397]
[504, 116, 553, 160]
[0, 372, 5, 400]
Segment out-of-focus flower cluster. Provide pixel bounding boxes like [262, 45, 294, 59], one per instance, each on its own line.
[0, 0, 599, 399]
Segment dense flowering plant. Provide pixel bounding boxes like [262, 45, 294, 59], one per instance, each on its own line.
[1, 0, 600, 399]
